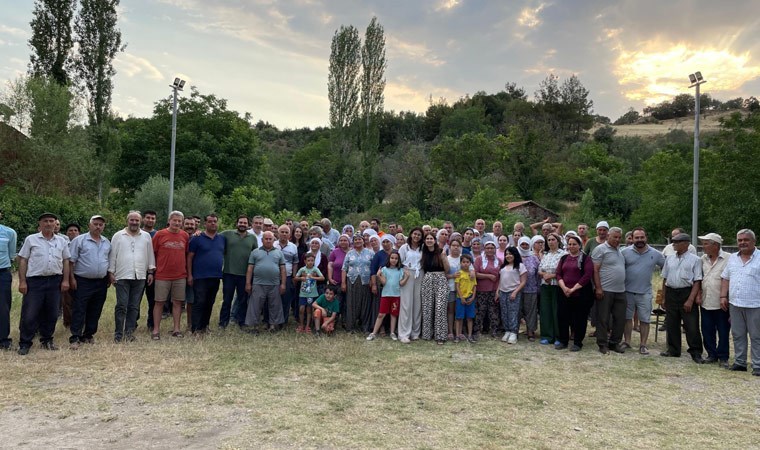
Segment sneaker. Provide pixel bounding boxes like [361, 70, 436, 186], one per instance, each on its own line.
[18, 346, 30, 356]
[313, 330, 321, 338]
[453, 336, 460, 343]
[366, 333, 376, 341]
[400, 337, 410, 344]
[113, 336, 122, 343]
[390, 333, 398, 341]
[719, 360, 729, 369]
[599, 345, 609, 354]
[42, 341, 59, 351]
[639, 345, 650, 355]
[466, 335, 475, 344]
[570, 344, 581, 352]
[554, 340, 561, 346]
[620, 342, 632, 350]
[539, 338, 550, 345]
[555, 343, 568, 350]
[507, 333, 517, 345]
[501, 332, 510, 342]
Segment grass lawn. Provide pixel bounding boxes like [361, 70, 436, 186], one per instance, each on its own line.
[0, 276, 757, 449]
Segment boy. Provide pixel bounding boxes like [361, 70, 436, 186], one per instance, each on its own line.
[294, 253, 324, 333]
[455, 253, 478, 343]
[312, 286, 340, 336]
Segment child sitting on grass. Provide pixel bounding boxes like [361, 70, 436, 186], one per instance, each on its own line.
[367, 250, 409, 341]
[295, 253, 324, 333]
[313, 285, 340, 336]
[454, 253, 478, 343]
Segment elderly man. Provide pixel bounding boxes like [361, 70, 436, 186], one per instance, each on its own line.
[661, 233, 703, 363]
[591, 226, 627, 354]
[662, 227, 697, 257]
[720, 229, 760, 375]
[219, 215, 257, 329]
[0, 217, 17, 350]
[187, 214, 225, 335]
[152, 211, 190, 340]
[621, 227, 664, 355]
[275, 224, 298, 327]
[249, 215, 265, 247]
[109, 211, 155, 342]
[474, 219, 486, 237]
[68, 215, 111, 349]
[321, 218, 340, 247]
[245, 231, 286, 334]
[697, 233, 731, 367]
[577, 223, 590, 248]
[17, 212, 71, 355]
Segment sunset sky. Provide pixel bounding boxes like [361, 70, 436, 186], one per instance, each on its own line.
[1, 0, 759, 129]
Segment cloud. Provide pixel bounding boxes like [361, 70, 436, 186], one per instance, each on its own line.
[436, 0, 461, 12]
[0, 24, 27, 38]
[385, 77, 461, 113]
[517, 3, 546, 28]
[387, 36, 445, 67]
[114, 52, 164, 80]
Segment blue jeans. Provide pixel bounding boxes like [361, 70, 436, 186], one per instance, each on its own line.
[19, 275, 62, 348]
[701, 307, 730, 361]
[0, 269, 12, 347]
[70, 276, 109, 343]
[220, 273, 247, 328]
[114, 279, 146, 339]
[499, 290, 523, 334]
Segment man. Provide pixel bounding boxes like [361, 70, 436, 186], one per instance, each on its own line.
[219, 215, 258, 329]
[183, 217, 197, 236]
[720, 229, 760, 375]
[370, 218, 384, 237]
[698, 233, 730, 367]
[61, 223, 81, 328]
[387, 223, 398, 236]
[321, 218, 340, 247]
[141, 210, 158, 329]
[662, 227, 697, 257]
[443, 221, 454, 236]
[474, 219, 486, 237]
[263, 218, 275, 233]
[591, 226, 627, 354]
[17, 212, 71, 355]
[68, 215, 111, 349]
[152, 210, 190, 339]
[249, 215, 265, 247]
[486, 221, 503, 243]
[245, 231, 286, 333]
[0, 217, 17, 350]
[584, 221, 609, 255]
[142, 210, 158, 237]
[530, 218, 563, 236]
[275, 224, 298, 327]
[358, 220, 370, 234]
[621, 227, 664, 355]
[109, 211, 155, 342]
[187, 214, 225, 334]
[577, 223, 590, 248]
[661, 233, 703, 363]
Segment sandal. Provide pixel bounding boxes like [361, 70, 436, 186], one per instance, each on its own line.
[171, 331, 184, 338]
[151, 333, 160, 341]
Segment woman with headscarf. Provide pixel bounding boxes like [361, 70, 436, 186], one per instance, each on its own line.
[398, 227, 424, 343]
[531, 235, 545, 261]
[470, 237, 483, 260]
[518, 236, 540, 341]
[342, 234, 373, 333]
[421, 232, 450, 344]
[302, 237, 329, 294]
[537, 232, 566, 345]
[328, 234, 351, 327]
[436, 228, 450, 254]
[368, 234, 381, 254]
[474, 240, 501, 340]
[342, 224, 355, 240]
[555, 234, 594, 351]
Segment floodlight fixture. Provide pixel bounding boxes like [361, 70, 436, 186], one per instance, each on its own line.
[689, 74, 697, 84]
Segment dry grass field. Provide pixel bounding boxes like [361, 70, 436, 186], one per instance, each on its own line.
[1, 276, 757, 449]
[600, 110, 742, 137]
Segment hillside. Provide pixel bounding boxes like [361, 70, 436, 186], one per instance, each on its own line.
[599, 110, 745, 137]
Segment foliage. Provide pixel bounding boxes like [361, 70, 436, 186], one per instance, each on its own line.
[219, 185, 275, 226]
[28, 0, 76, 86]
[359, 16, 386, 156]
[327, 25, 360, 132]
[133, 175, 215, 224]
[613, 107, 640, 125]
[461, 186, 504, 224]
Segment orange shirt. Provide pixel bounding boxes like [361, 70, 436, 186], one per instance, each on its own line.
[152, 228, 189, 280]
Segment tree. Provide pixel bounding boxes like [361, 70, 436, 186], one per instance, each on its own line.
[359, 16, 386, 155]
[613, 107, 640, 125]
[328, 25, 361, 140]
[28, 0, 76, 86]
[133, 175, 215, 223]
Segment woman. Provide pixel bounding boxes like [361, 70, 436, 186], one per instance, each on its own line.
[394, 232, 406, 250]
[368, 234, 381, 254]
[461, 228, 475, 255]
[436, 229, 449, 254]
[496, 234, 509, 262]
[555, 235, 594, 351]
[291, 225, 308, 264]
[303, 237, 329, 294]
[470, 237, 483, 260]
[474, 240, 501, 340]
[531, 235, 545, 261]
[499, 247, 527, 344]
[537, 233, 565, 345]
[398, 227, 424, 343]
[341, 235, 373, 333]
[342, 224, 355, 240]
[328, 234, 351, 326]
[421, 233, 450, 344]
[511, 230, 523, 248]
[446, 238, 463, 340]
[518, 236, 540, 341]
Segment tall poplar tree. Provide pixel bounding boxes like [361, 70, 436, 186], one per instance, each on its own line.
[28, 0, 76, 86]
[327, 25, 361, 143]
[360, 16, 386, 155]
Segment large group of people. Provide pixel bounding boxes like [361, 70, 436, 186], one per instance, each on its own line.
[0, 211, 758, 376]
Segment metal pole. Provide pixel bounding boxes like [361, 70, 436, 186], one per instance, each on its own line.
[168, 86, 178, 215]
[691, 83, 700, 246]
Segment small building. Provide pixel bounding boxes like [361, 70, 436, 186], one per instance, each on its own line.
[504, 200, 559, 223]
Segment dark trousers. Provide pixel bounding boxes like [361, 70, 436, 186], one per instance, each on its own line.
[0, 269, 11, 347]
[69, 276, 109, 343]
[220, 273, 247, 328]
[280, 276, 295, 326]
[557, 289, 594, 347]
[700, 307, 730, 361]
[192, 278, 220, 332]
[665, 286, 703, 357]
[143, 279, 156, 328]
[19, 275, 62, 348]
[114, 279, 146, 339]
[596, 291, 626, 348]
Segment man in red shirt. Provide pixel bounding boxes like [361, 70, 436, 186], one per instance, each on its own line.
[151, 211, 189, 339]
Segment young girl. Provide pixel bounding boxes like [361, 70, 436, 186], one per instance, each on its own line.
[295, 253, 325, 333]
[367, 251, 409, 341]
[455, 254, 477, 343]
[498, 247, 527, 344]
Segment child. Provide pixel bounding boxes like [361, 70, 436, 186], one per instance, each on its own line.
[295, 253, 325, 333]
[367, 250, 409, 341]
[313, 285, 340, 336]
[454, 253, 478, 343]
[498, 247, 527, 344]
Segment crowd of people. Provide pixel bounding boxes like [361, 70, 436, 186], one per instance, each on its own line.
[0, 211, 758, 376]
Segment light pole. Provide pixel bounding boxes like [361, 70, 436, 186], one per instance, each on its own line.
[168, 77, 185, 214]
[688, 71, 706, 247]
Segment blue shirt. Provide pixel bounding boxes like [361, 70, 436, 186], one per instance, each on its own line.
[370, 250, 389, 277]
[69, 232, 111, 279]
[622, 245, 665, 294]
[381, 266, 403, 297]
[189, 232, 226, 279]
[0, 224, 17, 269]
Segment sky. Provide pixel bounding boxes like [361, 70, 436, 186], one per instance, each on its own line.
[1, 0, 760, 129]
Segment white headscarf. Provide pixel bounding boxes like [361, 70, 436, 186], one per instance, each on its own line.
[309, 237, 322, 267]
[517, 236, 533, 258]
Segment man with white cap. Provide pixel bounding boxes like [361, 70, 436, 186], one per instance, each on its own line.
[697, 232, 730, 367]
[584, 221, 609, 255]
